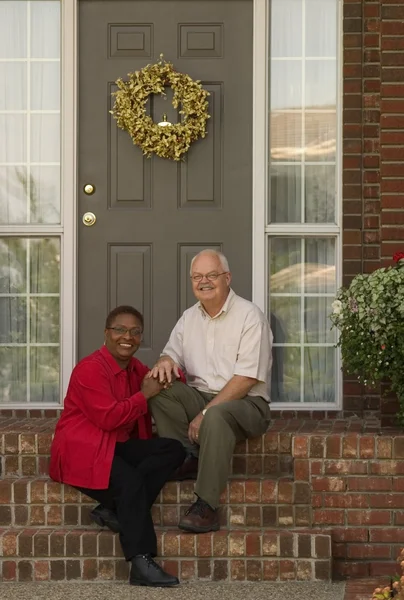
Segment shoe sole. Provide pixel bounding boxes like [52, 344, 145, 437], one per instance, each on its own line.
[178, 522, 220, 534]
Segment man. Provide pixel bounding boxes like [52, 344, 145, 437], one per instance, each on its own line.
[49, 306, 185, 587]
[148, 250, 272, 533]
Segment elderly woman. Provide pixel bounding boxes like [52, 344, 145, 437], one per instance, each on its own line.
[49, 305, 185, 587]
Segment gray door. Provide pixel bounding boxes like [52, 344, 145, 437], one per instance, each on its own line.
[78, 0, 253, 364]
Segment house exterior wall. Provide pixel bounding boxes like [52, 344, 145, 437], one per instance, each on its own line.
[342, 0, 404, 423]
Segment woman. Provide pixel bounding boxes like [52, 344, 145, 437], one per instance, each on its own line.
[49, 305, 185, 587]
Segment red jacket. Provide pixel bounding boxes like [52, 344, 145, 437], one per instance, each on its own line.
[49, 345, 152, 489]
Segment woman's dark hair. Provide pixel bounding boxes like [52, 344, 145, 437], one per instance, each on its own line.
[105, 305, 144, 330]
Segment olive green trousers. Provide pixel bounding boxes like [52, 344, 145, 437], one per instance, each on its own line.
[149, 381, 270, 509]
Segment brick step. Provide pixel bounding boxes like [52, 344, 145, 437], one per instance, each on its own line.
[0, 528, 332, 583]
[0, 418, 293, 479]
[0, 477, 312, 530]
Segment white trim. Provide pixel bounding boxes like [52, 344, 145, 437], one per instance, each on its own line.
[265, 224, 340, 235]
[60, 0, 78, 404]
[252, 0, 267, 314]
[266, 0, 343, 411]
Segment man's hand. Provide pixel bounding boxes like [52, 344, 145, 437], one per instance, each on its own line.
[188, 412, 204, 444]
[148, 355, 181, 384]
[141, 377, 165, 400]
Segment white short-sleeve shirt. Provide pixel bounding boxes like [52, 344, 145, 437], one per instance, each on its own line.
[162, 289, 273, 402]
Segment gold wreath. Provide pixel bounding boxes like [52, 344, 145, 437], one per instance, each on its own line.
[110, 55, 210, 161]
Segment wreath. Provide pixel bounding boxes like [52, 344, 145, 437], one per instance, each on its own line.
[110, 55, 210, 161]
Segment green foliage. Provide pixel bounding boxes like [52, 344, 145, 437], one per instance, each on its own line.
[330, 261, 404, 425]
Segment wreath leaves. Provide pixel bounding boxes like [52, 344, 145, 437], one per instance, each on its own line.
[111, 56, 210, 161]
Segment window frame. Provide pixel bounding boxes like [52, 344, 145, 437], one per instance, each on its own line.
[252, 0, 343, 410]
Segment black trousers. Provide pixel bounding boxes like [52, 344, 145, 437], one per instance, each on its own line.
[75, 437, 185, 560]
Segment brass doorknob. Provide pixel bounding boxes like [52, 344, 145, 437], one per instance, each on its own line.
[82, 212, 96, 226]
[83, 184, 95, 195]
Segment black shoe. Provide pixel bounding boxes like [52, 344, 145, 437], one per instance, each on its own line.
[130, 554, 179, 587]
[89, 504, 121, 534]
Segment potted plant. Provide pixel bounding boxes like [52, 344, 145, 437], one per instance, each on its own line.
[330, 252, 404, 425]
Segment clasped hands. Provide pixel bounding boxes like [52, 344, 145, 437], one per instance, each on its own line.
[144, 356, 203, 445]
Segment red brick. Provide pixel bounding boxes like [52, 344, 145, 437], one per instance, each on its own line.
[313, 510, 345, 525]
[347, 477, 392, 491]
[369, 529, 404, 543]
[347, 544, 391, 559]
[347, 510, 391, 525]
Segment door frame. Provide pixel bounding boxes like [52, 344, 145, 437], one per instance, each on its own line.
[59, 0, 267, 403]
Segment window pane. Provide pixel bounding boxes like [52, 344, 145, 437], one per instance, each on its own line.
[305, 238, 336, 293]
[304, 112, 336, 163]
[30, 166, 60, 224]
[0, 297, 27, 343]
[271, 346, 301, 403]
[31, 1, 60, 59]
[31, 115, 60, 163]
[270, 297, 300, 344]
[31, 62, 60, 110]
[271, 111, 302, 162]
[0, 1, 27, 58]
[306, 0, 337, 58]
[271, 60, 302, 110]
[270, 165, 301, 223]
[30, 297, 59, 343]
[306, 60, 337, 109]
[268, 237, 337, 404]
[0, 0, 61, 226]
[29, 238, 60, 293]
[0, 347, 27, 403]
[304, 297, 336, 344]
[0, 62, 26, 110]
[0, 237, 27, 293]
[0, 167, 28, 224]
[30, 346, 59, 402]
[0, 237, 60, 403]
[0, 115, 26, 163]
[271, 0, 302, 58]
[305, 165, 335, 223]
[304, 347, 336, 403]
[270, 238, 302, 293]
[269, 0, 338, 225]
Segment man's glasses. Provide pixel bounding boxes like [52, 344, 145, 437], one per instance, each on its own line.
[107, 327, 143, 338]
[191, 272, 228, 283]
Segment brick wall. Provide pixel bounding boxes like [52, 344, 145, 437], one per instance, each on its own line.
[343, 0, 404, 420]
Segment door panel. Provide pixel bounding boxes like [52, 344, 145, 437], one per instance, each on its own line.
[78, 0, 253, 365]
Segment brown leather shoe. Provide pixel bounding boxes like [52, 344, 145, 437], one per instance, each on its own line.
[178, 497, 220, 533]
[168, 455, 198, 481]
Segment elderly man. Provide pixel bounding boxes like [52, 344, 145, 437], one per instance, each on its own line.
[148, 250, 272, 533]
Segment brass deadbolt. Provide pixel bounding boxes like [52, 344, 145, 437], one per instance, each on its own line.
[82, 212, 96, 226]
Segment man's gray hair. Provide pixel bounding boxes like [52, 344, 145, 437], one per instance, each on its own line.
[190, 249, 230, 275]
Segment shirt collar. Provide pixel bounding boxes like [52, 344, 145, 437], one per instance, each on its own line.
[198, 288, 236, 319]
[100, 344, 134, 375]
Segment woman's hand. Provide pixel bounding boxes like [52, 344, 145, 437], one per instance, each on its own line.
[141, 377, 165, 400]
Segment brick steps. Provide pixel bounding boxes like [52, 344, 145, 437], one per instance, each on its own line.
[0, 527, 332, 583]
[3, 416, 404, 581]
[0, 419, 293, 479]
[0, 477, 312, 530]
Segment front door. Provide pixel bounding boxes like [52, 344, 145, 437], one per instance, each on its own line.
[78, 0, 253, 364]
